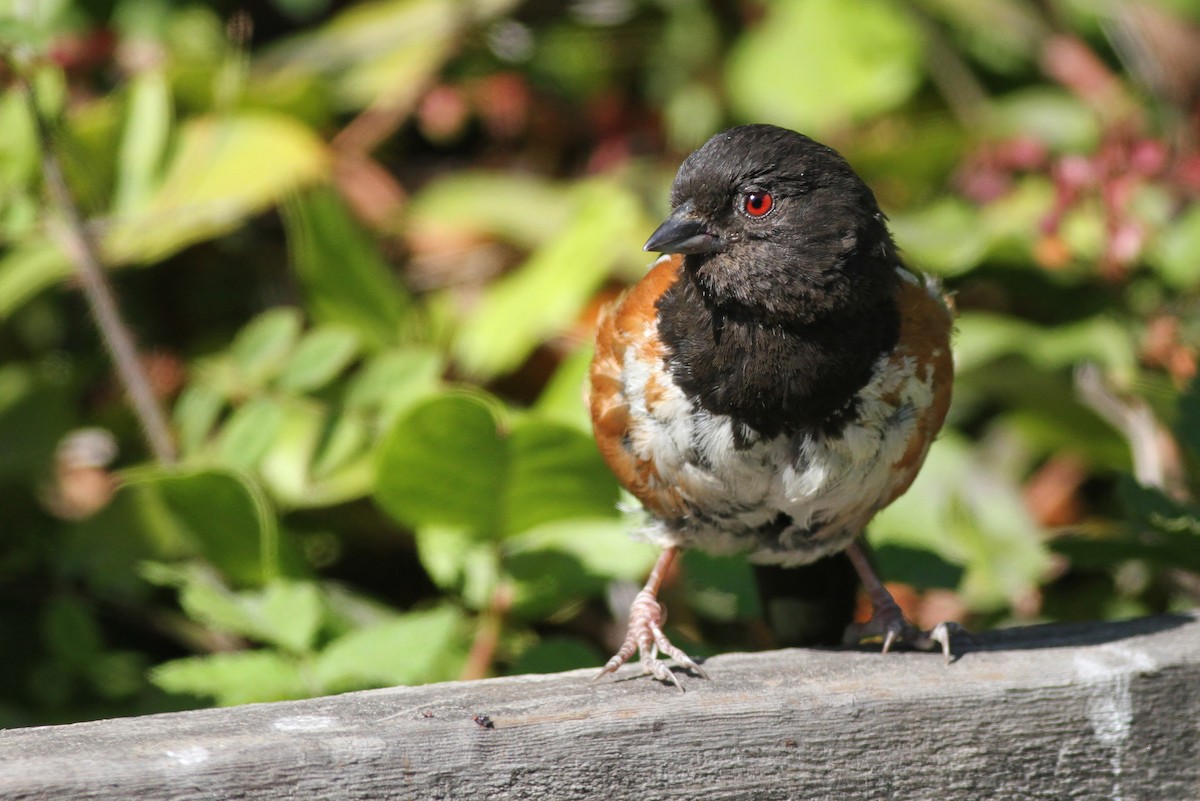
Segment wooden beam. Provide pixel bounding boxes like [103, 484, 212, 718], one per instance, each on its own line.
[2, 613, 1197, 800]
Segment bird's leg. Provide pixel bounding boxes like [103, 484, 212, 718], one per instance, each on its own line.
[595, 546, 707, 689]
[843, 540, 963, 664]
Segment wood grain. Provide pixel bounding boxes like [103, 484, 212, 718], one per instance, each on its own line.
[2, 613, 1197, 801]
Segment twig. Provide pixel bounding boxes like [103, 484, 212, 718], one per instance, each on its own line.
[21, 78, 178, 464]
[459, 584, 512, 681]
[1074, 364, 1184, 498]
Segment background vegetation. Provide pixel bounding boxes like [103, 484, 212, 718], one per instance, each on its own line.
[2, 0, 1199, 725]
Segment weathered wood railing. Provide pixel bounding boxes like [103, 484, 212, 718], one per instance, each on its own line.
[2, 612, 1197, 800]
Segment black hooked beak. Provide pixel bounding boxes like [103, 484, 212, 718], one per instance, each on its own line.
[643, 202, 724, 254]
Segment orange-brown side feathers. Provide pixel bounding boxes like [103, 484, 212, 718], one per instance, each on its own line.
[589, 256, 686, 518]
[883, 276, 955, 505]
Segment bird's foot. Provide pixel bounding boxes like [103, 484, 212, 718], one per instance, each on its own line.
[844, 592, 967, 665]
[595, 588, 707, 690]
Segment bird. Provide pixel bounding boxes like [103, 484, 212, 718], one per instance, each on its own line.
[588, 124, 956, 688]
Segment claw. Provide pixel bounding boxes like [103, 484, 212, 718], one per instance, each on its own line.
[596, 547, 705, 689]
[881, 627, 899, 655]
[844, 541, 968, 664]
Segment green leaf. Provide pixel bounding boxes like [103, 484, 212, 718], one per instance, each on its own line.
[1175, 378, 1200, 457]
[990, 88, 1099, 150]
[42, 596, 103, 665]
[1117, 475, 1200, 572]
[374, 393, 507, 533]
[954, 312, 1137, 380]
[257, 400, 376, 507]
[344, 347, 443, 425]
[510, 637, 601, 675]
[256, 580, 325, 652]
[276, 326, 361, 392]
[0, 241, 71, 321]
[533, 344, 594, 432]
[113, 68, 171, 214]
[256, 0, 519, 111]
[216, 397, 286, 469]
[284, 187, 408, 349]
[103, 112, 328, 265]
[0, 362, 73, 478]
[413, 525, 499, 609]
[873, 544, 964, 590]
[504, 420, 620, 536]
[151, 651, 309, 705]
[683, 551, 761, 623]
[870, 431, 1051, 610]
[405, 171, 574, 248]
[452, 179, 645, 378]
[890, 198, 988, 277]
[375, 392, 620, 539]
[173, 384, 226, 457]
[505, 517, 657, 583]
[313, 606, 465, 691]
[122, 466, 280, 586]
[504, 518, 657, 620]
[726, 0, 923, 134]
[167, 568, 323, 652]
[231, 308, 303, 386]
[1149, 204, 1200, 290]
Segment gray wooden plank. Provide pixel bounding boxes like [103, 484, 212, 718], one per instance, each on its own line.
[1, 612, 1197, 801]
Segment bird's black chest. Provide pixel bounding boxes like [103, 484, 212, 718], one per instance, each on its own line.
[655, 272, 900, 440]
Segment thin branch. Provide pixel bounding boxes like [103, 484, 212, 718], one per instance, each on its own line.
[22, 79, 178, 464]
[1074, 364, 1185, 498]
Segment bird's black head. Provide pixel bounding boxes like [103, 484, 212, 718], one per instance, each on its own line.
[645, 124, 898, 326]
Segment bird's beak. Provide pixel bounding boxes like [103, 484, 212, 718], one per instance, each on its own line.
[643, 202, 723, 254]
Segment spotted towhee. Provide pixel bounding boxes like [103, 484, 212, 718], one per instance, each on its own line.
[589, 124, 956, 687]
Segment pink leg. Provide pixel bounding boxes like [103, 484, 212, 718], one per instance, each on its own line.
[596, 546, 707, 689]
[844, 541, 961, 664]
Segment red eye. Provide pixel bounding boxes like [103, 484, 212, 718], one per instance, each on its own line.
[743, 192, 773, 217]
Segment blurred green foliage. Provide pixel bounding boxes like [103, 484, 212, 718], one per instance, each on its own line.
[2, 0, 1200, 725]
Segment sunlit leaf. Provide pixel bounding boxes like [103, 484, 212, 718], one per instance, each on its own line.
[504, 420, 620, 536]
[452, 180, 644, 377]
[256, 0, 518, 111]
[344, 347, 443, 426]
[313, 605, 465, 691]
[374, 392, 506, 533]
[870, 431, 1051, 610]
[121, 466, 280, 586]
[990, 88, 1098, 150]
[230, 308, 303, 386]
[0, 241, 71, 321]
[955, 312, 1137, 380]
[726, 0, 923, 133]
[258, 400, 376, 507]
[276, 326, 360, 392]
[1149, 204, 1200, 291]
[216, 398, 287, 469]
[173, 384, 225, 457]
[406, 171, 574, 248]
[151, 651, 308, 705]
[533, 344, 594, 433]
[113, 69, 171, 214]
[104, 112, 328, 265]
[284, 187, 408, 349]
[890, 198, 988, 276]
[505, 517, 656, 583]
